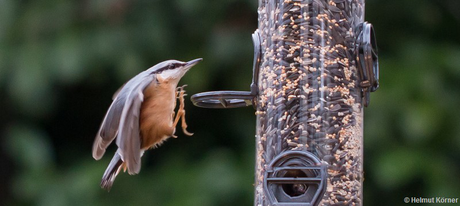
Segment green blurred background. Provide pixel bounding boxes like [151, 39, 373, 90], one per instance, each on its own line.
[1, 0, 459, 205]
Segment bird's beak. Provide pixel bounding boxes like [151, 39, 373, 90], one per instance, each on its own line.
[186, 58, 203, 68]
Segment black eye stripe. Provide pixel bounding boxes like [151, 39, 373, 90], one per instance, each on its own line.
[150, 62, 185, 74]
[171, 63, 184, 68]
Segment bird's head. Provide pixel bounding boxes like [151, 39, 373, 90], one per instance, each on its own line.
[149, 58, 202, 83]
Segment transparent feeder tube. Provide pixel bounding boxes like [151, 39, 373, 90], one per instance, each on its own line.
[255, 0, 365, 205]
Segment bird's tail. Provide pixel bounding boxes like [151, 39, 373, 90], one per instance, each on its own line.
[100, 152, 124, 191]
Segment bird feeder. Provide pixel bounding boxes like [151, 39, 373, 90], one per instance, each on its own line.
[191, 0, 378, 205]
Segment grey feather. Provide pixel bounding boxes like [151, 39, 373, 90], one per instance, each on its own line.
[92, 70, 152, 160]
[112, 82, 127, 100]
[100, 150, 123, 191]
[92, 92, 126, 160]
[116, 75, 153, 174]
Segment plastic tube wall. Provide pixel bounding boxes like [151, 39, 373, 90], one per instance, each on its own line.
[255, 0, 365, 205]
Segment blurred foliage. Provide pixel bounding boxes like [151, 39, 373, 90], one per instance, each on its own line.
[0, 0, 459, 205]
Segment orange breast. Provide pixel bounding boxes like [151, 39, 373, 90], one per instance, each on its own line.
[139, 77, 177, 149]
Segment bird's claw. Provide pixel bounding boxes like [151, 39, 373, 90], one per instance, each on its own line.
[177, 84, 188, 91]
[172, 85, 193, 136]
[176, 85, 188, 98]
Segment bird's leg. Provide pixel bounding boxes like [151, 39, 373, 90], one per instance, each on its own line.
[170, 110, 178, 138]
[178, 86, 193, 136]
[170, 87, 183, 138]
[172, 85, 193, 136]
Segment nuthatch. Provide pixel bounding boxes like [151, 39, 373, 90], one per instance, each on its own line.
[92, 58, 202, 190]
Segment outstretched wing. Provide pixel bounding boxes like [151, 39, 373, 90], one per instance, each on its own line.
[92, 87, 128, 160]
[92, 71, 154, 163]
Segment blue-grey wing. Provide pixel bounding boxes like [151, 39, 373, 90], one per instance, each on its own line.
[93, 87, 128, 160]
[116, 75, 155, 174]
[92, 71, 150, 161]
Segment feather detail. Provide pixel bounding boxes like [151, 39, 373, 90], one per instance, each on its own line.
[92, 93, 126, 160]
[116, 75, 154, 174]
[100, 151, 124, 191]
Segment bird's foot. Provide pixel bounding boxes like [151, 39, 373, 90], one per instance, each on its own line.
[173, 85, 193, 136]
[176, 85, 188, 98]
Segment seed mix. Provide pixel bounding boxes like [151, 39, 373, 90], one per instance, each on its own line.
[255, 0, 364, 205]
